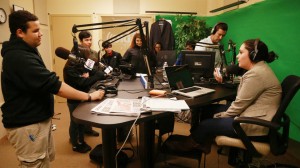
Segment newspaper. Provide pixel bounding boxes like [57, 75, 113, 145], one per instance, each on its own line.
[141, 96, 189, 112]
[91, 98, 145, 116]
[91, 97, 189, 115]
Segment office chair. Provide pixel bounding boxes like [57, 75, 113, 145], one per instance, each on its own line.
[215, 75, 300, 167]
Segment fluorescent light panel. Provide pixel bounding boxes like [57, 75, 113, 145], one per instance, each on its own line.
[210, 0, 247, 13]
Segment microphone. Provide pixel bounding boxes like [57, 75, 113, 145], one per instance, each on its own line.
[55, 47, 78, 61]
[99, 62, 113, 74]
[225, 64, 241, 75]
[55, 47, 95, 71]
[228, 39, 232, 52]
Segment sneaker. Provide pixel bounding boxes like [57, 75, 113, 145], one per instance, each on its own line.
[72, 142, 91, 153]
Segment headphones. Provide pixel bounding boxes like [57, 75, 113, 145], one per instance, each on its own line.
[95, 84, 118, 97]
[211, 22, 227, 34]
[250, 38, 260, 61]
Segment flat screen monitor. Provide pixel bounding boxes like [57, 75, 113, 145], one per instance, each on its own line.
[181, 50, 216, 82]
[156, 50, 176, 68]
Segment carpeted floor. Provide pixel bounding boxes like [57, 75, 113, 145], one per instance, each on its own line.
[0, 102, 299, 168]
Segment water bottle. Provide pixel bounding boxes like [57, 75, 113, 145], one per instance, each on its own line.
[162, 62, 168, 81]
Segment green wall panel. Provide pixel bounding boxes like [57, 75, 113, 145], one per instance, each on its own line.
[155, 0, 300, 142]
[208, 0, 300, 142]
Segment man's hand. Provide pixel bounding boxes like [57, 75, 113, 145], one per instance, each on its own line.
[81, 72, 89, 78]
[89, 89, 105, 101]
[214, 68, 223, 83]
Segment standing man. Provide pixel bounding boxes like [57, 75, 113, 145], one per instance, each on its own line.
[195, 22, 228, 82]
[1, 10, 105, 167]
[63, 52, 106, 153]
[76, 30, 101, 136]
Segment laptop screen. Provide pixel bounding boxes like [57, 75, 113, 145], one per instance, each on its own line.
[165, 65, 194, 90]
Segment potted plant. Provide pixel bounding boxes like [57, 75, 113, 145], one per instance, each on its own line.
[174, 15, 211, 54]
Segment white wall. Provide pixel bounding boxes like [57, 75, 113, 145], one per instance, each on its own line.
[47, 0, 113, 14]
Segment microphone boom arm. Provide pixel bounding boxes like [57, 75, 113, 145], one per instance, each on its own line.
[71, 18, 154, 88]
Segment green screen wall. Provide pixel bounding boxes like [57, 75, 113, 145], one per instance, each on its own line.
[156, 0, 300, 142]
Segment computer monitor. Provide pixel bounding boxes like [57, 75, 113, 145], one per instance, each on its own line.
[181, 50, 216, 82]
[156, 50, 177, 68]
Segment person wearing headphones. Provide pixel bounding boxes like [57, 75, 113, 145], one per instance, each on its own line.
[165, 39, 281, 154]
[195, 22, 228, 83]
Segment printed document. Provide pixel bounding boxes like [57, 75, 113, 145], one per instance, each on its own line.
[91, 98, 145, 116]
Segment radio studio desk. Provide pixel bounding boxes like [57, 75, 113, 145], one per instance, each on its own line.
[72, 76, 236, 168]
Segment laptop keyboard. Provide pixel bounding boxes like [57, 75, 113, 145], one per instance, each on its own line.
[179, 87, 201, 93]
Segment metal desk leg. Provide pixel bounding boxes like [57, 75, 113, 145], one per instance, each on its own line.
[102, 128, 117, 168]
[139, 120, 155, 168]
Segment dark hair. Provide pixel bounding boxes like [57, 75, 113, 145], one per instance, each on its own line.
[186, 40, 196, 49]
[130, 33, 145, 48]
[102, 41, 112, 48]
[211, 22, 228, 34]
[153, 41, 162, 49]
[244, 39, 278, 63]
[9, 10, 38, 34]
[78, 31, 92, 41]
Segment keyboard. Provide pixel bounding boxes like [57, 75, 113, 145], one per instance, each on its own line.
[179, 87, 201, 93]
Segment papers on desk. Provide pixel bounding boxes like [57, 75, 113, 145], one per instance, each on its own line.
[91, 97, 190, 116]
[141, 97, 190, 113]
[91, 98, 145, 116]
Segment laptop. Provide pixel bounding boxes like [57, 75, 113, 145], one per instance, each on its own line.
[156, 50, 177, 67]
[165, 65, 215, 98]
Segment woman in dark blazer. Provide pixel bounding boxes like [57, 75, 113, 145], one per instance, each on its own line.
[123, 33, 155, 74]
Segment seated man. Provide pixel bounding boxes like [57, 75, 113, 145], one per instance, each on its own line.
[174, 40, 195, 66]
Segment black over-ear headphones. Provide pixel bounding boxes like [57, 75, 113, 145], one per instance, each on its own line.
[250, 38, 260, 61]
[95, 84, 118, 97]
[211, 22, 226, 34]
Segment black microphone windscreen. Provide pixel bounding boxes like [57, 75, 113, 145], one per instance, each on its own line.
[55, 47, 71, 60]
[226, 64, 240, 75]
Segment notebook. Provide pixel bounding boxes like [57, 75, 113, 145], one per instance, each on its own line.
[156, 50, 177, 67]
[165, 66, 215, 98]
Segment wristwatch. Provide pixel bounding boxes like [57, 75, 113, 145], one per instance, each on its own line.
[0, 8, 7, 24]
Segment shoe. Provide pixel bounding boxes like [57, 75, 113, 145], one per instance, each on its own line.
[164, 135, 211, 154]
[85, 129, 99, 137]
[72, 142, 91, 153]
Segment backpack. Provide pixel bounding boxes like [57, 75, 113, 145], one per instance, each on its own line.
[89, 144, 134, 167]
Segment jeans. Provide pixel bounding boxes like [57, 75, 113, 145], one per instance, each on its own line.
[190, 104, 237, 145]
[67, 103, 85, 146]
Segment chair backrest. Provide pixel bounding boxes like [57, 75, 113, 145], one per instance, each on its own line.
[270, 75, 300, 155]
